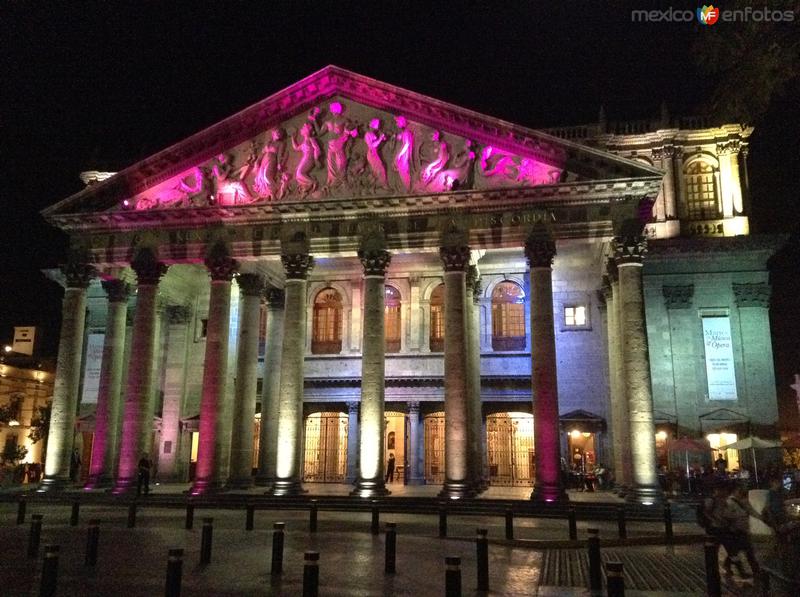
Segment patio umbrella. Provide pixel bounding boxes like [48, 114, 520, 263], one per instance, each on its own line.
[719, 436, 782, 483]
[667, 437, 710, 491]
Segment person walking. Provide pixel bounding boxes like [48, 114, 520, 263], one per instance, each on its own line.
[385, 453, 396, 483]
[725, 484, 759, 577]
[702, 484, 741, 576]
[137, 453, 152, 496]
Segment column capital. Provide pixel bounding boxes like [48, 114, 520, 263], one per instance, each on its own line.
[605, 258, 619, 283]
[265, 287, 286, 309]
[101, 279, 130, 303]
[524, 236, 556, 268]
[347, 401, 359, 415]
[236, 273, 264, 297]
[407, 401, 420, 414]
[61, 261, 96, 289]
[166, 305, 192, 324]
[358, 249, 392, 277]
[281, 253, 314, 280]
[612, 235, 647, 266]
[600, 276, 613, 301]
[439, 245, 471, 272]
[204, 245, 238, 281]
[131, 249, 168, 286]
[732, 282, 770, 308]
[662, 284, 694, 309]
[466, 265, 482, 303]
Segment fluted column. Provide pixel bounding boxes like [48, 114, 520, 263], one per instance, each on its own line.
[113, 250, 168, 494]
[227, 274, 263, 488]
[270, 252, 314, 496]
[191, 247, 238, 495]
[439, 244, 474, 498]
[525, 236, 566, 502]
[406, 401, 423, 484]
[465, 265, 485, 491]
[85, 279, 129, 488]
[353, 247, 391, 497]
[39, 260, 95, 491]
[614, 235, 661, 504]
[256, 288, 285, 486]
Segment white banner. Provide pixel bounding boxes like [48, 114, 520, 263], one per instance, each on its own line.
[702, 317, 738, 401]
[12, 326, 36, 355]
[81, 333, 105, 404]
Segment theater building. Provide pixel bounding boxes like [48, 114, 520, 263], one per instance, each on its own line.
[39, 67, 780, 502]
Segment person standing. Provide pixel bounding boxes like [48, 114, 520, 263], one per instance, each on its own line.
[137, 453, 152, 496]
[69, 449, 81, 482]
[385, 453, 396, 484]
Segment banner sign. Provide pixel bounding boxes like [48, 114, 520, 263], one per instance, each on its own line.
[702, 317, 738, 401]
[81, 333, 105, 404]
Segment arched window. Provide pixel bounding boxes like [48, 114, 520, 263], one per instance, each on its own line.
[312, 288, 343, 354]
[492, 281, 526, 351]
[429, 283, 445, 352]
[385, 285, 402, 353]
[685, 161, 719, 220]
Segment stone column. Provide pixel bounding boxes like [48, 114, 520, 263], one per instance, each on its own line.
[39, 260, 95, 491]
[439, 244, 474, 498]
[465, 265, 485, 491]
[352, 247, 391, 497]
[227, 274, 263, 488]
[85, 279, 129, 488]
[661, 146, 677, 220]
[614, 236, 661, 504]
[270, 252, 314, 496]
[113, 250, 168, 494]
[191, 246, 238, 495]
[345, 401, 359, 483]
[406, 401, 424, 484]
[525, 235, 566, 502]
[255, 288, 285, 486]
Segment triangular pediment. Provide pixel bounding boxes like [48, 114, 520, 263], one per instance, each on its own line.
[43, 66, 662, 219]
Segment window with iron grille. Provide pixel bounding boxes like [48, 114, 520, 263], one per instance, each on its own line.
[491, 281, 526, 351]
[312, 288, 343, 354]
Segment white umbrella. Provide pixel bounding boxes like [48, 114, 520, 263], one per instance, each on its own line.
[719, 436, 782, 483]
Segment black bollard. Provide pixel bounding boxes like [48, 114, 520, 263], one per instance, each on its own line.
[476, 528, 489, 591]
[85, 520, 99, 567]
[303, 551, 320, 597]
[568, 507, 577, 541]
[663, 503, 673, 543]
[445, 555, 462, 597]
[371, 500, 380, 535]
[270, 522, 285, 576]
[385, 522, 397, 574]
[439, 506, 448, 538]
[70, 501, 80, 527]
[606, 561, 625, 597]
[40, 545, 59, 597]
[587, 528, 602, 596]
[309, 499, 318, 533]
[164, 548, 184, 597]
[200, 517, 213, 566]
[185, 502, 194, 530]
[617, 506, 627, 539]
[504, 509, 514, 540]
[127, 502, 137, 528]
[27, 514, 43, 559]
[703, 540, 721, 597]
[17, 497, 27, 525]
[246, 504, 255, 531]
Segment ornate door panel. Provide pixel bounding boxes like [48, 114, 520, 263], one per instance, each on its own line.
[487, 413, 534, 487]
[303, 412, 348, 482]
[424, 412, 445, 484]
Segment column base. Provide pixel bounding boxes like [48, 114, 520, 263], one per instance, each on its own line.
[254, 475, 275, 487]
[625, 484, 664, 506]
[266, 479, 306, 496]
[350, 478, 390, 498]
[530, 483, 569, 503]
[438, 480, 476, 499]
[37, 475, 70, 493]
[189, 478, 227, 496]
[83, 474, 114, 490]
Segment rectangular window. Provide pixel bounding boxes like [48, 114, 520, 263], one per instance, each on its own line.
[564, 306, 586, 327]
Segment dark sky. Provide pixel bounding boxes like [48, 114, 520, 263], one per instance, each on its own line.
[2, 3, 799, 412]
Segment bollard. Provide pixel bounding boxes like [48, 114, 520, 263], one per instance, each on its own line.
[385, 522, 397, 574]
[85, 520, 99, 567]
[568, 507, 577, 541]
[504, 509, 514, 540]
[27, 514, 43, 559]
[371, 500, 380, 535]
[309, 499, 318, 533]
[164, 548, 184, 597]
[127, 502, 137, 528]
[246, 504, 255, 531]
[606, 561, 625, 597]
[200, 517, 213, 566]
[70, 500, 80, 527]
[703, 540, 721, 597]
[40, 545, 59, 597]
[439, 506, 448, 538]
[17, 497, 27, 525]
[476, 528, 489, 591]
[663, 503, 673, 543]
[445, 555, 462, 597]
[185, 502, 194, 530]
[303, 551, 320, 597]
[617, 506, 627, 539]
[270, 522, 285, 576]
[587, 528, 602, 596]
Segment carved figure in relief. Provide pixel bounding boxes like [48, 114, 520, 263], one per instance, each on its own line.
[478, 145, 519, 179]
[364, 118, 388, 188]
[311, 102, 357, 188]
[292, 122, 321, 196]
[429, 139, 476, 191]
[420, 130, 449, 187]
[210, 153, 253, 205]
[392, 116, 415, 193]
[167, 166, 214, 207]
[254, 128, 289, 200]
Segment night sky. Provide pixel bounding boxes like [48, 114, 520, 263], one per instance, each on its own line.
[2, 4, 798, 421]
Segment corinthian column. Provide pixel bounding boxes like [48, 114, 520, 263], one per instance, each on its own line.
[525, 235, 566, 502]
[270, 252, 314, 496]
[465, 265, 485, 491]
[85, 279, 129, 488]
[227, 273, 263, 488]
[191, 246, 238, 495]
[614, 235, 661, 504]
[39, 259, 95, 491]
[113, 250, 168, 494]
[352, 247, 391, 497]
[255, 287, 285, 486]
[439, 244, 474, 499]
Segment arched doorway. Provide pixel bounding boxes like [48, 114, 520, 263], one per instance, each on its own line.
[486, 412, 534, 486]
[303, 411, 348, 482]
[423, 411, 445, 484]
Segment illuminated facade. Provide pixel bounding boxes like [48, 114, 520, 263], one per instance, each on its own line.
[39, 67, 780, 502]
